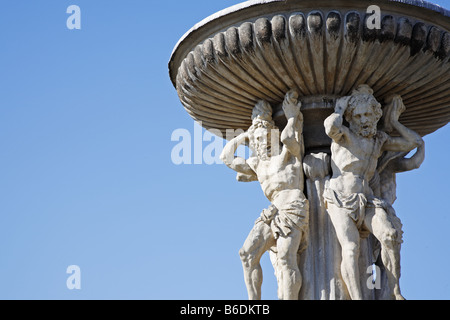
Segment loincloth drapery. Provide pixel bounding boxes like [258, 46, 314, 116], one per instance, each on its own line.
[256, 198, 309, 252]
[324, 188, 388, 238]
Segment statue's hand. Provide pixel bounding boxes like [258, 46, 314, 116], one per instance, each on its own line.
[283, 90, 301, 119]
[335, 96, 351, 115]
[382, 95, 406, 132]
[236, 172, 257, 182]
[390, 95, 406, 123]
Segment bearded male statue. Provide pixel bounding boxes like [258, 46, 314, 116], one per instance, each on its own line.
[323, 85, 422, 300]
[220, 91, 309, 300]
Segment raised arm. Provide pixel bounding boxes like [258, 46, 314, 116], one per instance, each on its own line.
[219, 132, 256, 176]
[281, 90, 304, 159]
[392, 140, 425, 173]
[382, 96, 423, 152]
[324, 96, 351, 142]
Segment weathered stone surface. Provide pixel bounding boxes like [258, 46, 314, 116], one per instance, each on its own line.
[169, 0, 449, 300]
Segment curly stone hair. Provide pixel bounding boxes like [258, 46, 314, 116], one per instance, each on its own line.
[344, 84, 383, 123]
[252, 100, 274, 121]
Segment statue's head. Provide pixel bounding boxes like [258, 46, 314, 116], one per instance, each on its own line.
[345, 85, 382, 138]
[252, 100, 273, 122]
[249, 100, 278, 160]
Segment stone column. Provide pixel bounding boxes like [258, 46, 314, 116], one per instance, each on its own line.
[300, 154, 386, 300]
[301, 152, 346, 299]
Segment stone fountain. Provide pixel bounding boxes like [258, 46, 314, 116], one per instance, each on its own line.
[169, 0, 450, 300]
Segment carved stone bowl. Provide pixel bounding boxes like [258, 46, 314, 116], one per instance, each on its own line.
[169, 0, 450, 149]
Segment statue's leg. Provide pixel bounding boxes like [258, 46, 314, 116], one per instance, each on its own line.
[239, 221, 275, 300]
[364, 207, 404, 300]
[327, 203, 363, 300]
[276, 228, 302, 300]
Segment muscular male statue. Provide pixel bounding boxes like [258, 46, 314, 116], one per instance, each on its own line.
[323, 85, 422, 300]
[369, 139, 425, 298]
[220, 91, 309, 300]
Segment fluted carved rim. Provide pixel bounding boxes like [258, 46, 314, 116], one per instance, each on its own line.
[169, 0, 450, 137]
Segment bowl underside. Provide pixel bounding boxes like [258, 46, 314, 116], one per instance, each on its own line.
[170, 0, 450, 137]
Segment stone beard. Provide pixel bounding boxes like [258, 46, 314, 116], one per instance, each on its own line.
[247, 119, 279, 161]
[345, 93, 382, 139]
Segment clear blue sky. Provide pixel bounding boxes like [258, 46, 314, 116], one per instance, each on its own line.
[0, 0, 448, 300]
